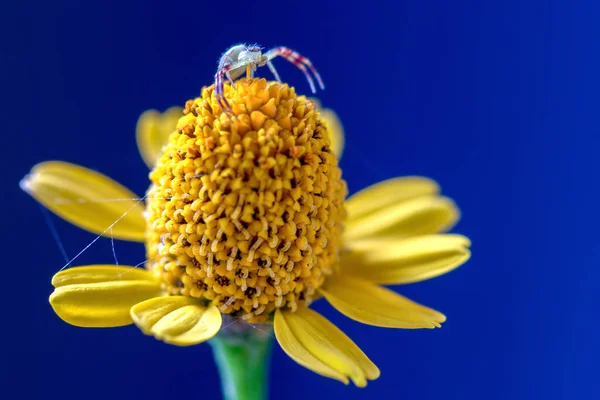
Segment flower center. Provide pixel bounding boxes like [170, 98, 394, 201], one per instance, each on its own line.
[145, 78, 347, 323]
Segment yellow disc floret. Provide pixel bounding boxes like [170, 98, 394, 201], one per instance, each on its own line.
[145, 78, 347, 323]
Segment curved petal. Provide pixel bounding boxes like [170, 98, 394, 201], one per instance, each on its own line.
[344, 195, 460, 241]
[274, 308, 379, 387]
[52, 264, 157, 287]
[320, 274, 446, 329]
[343, 234, 471, 284]
[274, 311, 348, 384]
[49, 265, 162, 328]
[136, 107, 182, 168]
[345, 176, 440, 223]
[130, 296, 222, 346]
[20, 161, 146, 242]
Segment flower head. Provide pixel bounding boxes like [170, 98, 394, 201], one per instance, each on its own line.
[146, 79, 346, 323]
[22, 77, 470, 387]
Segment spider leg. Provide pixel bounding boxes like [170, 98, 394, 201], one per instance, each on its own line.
[214, 71, 235, 120]
[214, 72, 224, 109]
[293, 53, 325, 91]
[289, 61, 316, 93]
[226, 70, 236, 89]
[264, 47, 325, 92]
[215, 59, 255, 120]
[266, 60, 282, 83]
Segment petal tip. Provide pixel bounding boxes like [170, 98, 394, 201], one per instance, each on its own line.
[19, 174, 32, 194]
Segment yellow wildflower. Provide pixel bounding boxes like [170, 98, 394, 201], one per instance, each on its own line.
[21, 78, 470, 387]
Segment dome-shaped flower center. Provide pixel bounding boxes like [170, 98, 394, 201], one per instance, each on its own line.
[145, 78, 347, 323]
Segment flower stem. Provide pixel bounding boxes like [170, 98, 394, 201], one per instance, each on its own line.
[210, 324, 273, 400]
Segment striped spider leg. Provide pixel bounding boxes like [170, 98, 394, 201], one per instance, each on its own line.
[263, 46, 325, 94]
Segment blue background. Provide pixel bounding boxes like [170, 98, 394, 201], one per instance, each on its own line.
[2, 1, 597, 399]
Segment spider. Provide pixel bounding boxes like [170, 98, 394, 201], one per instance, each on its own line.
[214, 44, 325, 118]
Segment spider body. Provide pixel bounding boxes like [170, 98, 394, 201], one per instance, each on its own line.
[214, 44, 324, 118]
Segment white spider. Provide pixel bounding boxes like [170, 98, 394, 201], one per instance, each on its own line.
[214, 44, 325, 118]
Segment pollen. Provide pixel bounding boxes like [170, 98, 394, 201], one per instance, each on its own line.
[144, 78, 347, 323]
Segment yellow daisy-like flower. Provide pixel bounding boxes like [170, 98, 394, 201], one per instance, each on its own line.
[21, 78, 470, 388]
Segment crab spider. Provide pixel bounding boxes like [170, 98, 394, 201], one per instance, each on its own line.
[214, 44, 325, 118]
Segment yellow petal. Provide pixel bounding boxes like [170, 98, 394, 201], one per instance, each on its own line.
[273, 310, 349, 384]
[49, 266, 162, 328]
[274, 308, 379, 387]
[320, 274, 446, 329]
[320, 108, 345, 159]
[20, 161, 146, 242]
[130, 296, 222, 346]
[343, 234, 471, 284]
[345, 176, 440, 223]
[136, 107, 182, 168]
[52, 265, 157, 287]
[344, 195, 460, 241]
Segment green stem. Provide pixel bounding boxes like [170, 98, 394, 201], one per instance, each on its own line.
[210, 326, 273, 400]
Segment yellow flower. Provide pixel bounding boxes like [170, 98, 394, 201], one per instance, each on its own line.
[21, 78, 470, 387]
